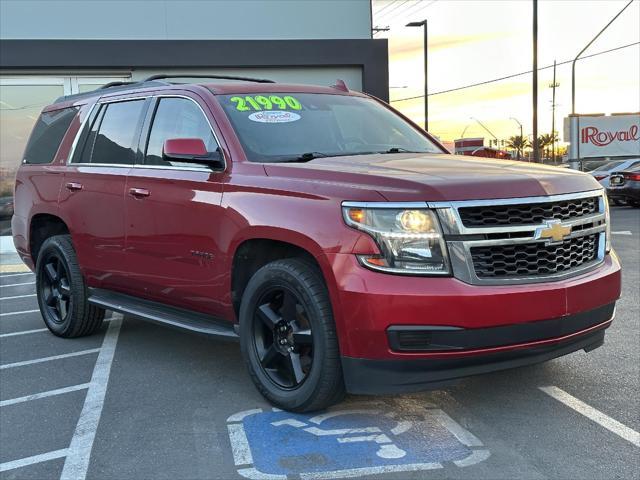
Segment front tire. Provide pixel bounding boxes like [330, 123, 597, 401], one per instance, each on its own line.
[239, 258, 345, 412]
[36, 235, 105, 337]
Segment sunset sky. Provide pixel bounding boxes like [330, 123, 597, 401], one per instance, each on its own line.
[373, 0, 640, 146]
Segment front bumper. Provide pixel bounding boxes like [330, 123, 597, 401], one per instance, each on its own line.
[326, 252, 621, 359]
[342, 308, 610, 394]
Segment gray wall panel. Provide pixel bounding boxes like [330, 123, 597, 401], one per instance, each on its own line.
[0, 0, 371, 40]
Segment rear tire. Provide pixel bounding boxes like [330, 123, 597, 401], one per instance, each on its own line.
[35, 234, 105, 337]
[239, 258, 345, 412]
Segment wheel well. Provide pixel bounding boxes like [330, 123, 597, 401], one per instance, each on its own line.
[231, 239, 319, 316]
[30, 214, 69, 261]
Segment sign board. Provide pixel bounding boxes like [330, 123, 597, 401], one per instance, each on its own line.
[565, 114, 640, 159]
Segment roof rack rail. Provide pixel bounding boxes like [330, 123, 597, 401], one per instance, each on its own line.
[143, 74, 276, 84]
[100, 81, 137, 89]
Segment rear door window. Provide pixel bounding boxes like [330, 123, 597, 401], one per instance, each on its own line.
[79, 100, 145, 165]
[23, 107, 78, 164]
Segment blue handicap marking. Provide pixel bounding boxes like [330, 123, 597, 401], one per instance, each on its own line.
[226, 402, 490, 479]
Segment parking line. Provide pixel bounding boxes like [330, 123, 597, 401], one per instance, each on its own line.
[0, 383, 90, 408]
[1, 293, 37, 300]
[540, 386, 640, 448]
[0, 348, 101, 370]
[61, 315, 123, 480]
[0, 281, 36, 287]
[0, 272, 34, 278]
[0, 448, 68, 473]
[612, 231, 633, 235]
[0, 309, 40, 317]
[0, 327, 48, 338]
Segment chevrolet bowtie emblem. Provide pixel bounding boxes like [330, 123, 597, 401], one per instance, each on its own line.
[535, 220, 572, 243]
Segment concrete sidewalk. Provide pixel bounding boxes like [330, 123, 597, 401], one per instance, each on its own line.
[1, 236, 29, 273]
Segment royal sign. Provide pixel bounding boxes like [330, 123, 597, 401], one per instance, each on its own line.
[565, 114, 640, 159]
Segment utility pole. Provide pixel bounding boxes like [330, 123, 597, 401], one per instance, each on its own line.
[532, 0, 539, 163]
[549, 60, 560, 164]
[406, 20, 428, 131]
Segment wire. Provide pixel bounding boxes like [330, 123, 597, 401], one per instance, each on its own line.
[374, 0, 403, 17]
[391, 41, 639, 102]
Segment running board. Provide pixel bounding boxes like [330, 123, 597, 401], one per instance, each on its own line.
[88, 288, 238, 340]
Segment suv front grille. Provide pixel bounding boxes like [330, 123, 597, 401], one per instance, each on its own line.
[470, 234, 599, 278]
[458, 196, 598, 227]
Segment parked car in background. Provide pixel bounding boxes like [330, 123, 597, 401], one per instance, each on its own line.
[591, 159, 640, 201]
[607, 165, 640, 208]
[12, 76, 621, 412]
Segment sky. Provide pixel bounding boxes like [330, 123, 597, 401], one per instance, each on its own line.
[373, 0, 640, 146]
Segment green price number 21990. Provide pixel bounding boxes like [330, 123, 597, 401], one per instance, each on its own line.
[230, 95, 302, 111]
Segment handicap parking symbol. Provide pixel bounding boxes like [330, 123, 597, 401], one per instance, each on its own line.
[226, 402, 490, 479]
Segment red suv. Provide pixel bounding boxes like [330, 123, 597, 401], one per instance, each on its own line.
[12, 75, 621, 412]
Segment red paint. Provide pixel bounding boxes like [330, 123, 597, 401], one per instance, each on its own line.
[12, 82, 621, 365]
[163, 138, 208, 157]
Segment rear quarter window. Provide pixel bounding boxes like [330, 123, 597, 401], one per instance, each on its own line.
[23, 107, 78, 164]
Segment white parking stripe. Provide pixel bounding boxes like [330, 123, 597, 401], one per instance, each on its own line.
[612, 230, 633, 235]
[61, 315, 123, 480]
[0, 272, 34, 278]
[1, 293, 37, 300]
[0, 348, 101, 370]
[0, 448, 68, 473]
[0, 281, 36, 287]
[540, 386, 640, 447]
[0, 309, 40, 317]
[0, 328, 48, 338]
[0, 383, 90, 408]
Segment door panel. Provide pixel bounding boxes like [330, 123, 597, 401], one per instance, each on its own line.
[59, 166, 130, 289]
[62, 98, 146, 290]
[124, 95, 228, 316]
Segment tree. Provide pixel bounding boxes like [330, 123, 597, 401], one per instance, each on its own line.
[506, 135, 529, 160]
[538, 133, 559, 161]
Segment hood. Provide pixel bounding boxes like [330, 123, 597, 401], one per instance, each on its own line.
[263, 153, 602, 202]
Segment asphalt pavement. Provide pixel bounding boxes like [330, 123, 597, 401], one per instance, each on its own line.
[1, 207, 638, 480]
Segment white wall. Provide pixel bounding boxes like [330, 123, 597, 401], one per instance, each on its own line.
[0, 0, 371, 40]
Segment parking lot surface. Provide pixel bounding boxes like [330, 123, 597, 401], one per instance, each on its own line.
[1, 207, 638, 480]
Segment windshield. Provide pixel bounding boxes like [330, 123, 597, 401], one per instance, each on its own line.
[218, 93, 443, 162]
[593, 160, 625, 172]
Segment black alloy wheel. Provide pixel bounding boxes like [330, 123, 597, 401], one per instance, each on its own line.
[36, 235, 105, 338]
[239, 258, 345, 412]
[252, 287, 313, 388]
[39, 252, 72, 324]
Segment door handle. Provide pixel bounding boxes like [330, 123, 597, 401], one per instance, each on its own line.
[129, 187, 150, 198]
[65, 182, 83, 192]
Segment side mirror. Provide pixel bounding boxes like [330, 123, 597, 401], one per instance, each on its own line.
[162, 138, 224, 169]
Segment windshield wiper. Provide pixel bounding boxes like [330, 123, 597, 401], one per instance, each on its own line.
[279, 152, 332, 163]
[381, 147, 426, 154]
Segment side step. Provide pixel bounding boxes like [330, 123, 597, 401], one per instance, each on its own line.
[88, 288, 238, 340]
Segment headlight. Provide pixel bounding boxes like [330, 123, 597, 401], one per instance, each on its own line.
[342, 204, 451, 275]
[604, 194, 611, 253]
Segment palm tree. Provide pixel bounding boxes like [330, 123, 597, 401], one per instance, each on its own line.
[506, 135, 529, 160]
[538, 133, 559, 161]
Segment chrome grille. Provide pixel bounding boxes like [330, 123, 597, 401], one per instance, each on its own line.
[431, 190, 607, 285]
[470, 234, 599, 278]
[458, 196, 598, 227]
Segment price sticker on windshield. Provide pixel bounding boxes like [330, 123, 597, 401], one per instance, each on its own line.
[230, 95, 303, 112]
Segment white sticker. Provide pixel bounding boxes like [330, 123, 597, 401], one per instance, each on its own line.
[248, 111, 301, 123]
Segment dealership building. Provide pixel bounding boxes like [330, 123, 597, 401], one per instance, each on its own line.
[0, 0, 388, 206]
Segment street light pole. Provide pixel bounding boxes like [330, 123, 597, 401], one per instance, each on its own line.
[532, 0, 539, 163]
[571, 0, 634, 114]
[549, 60, 560, 163]
[406, 19, 428, 131]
